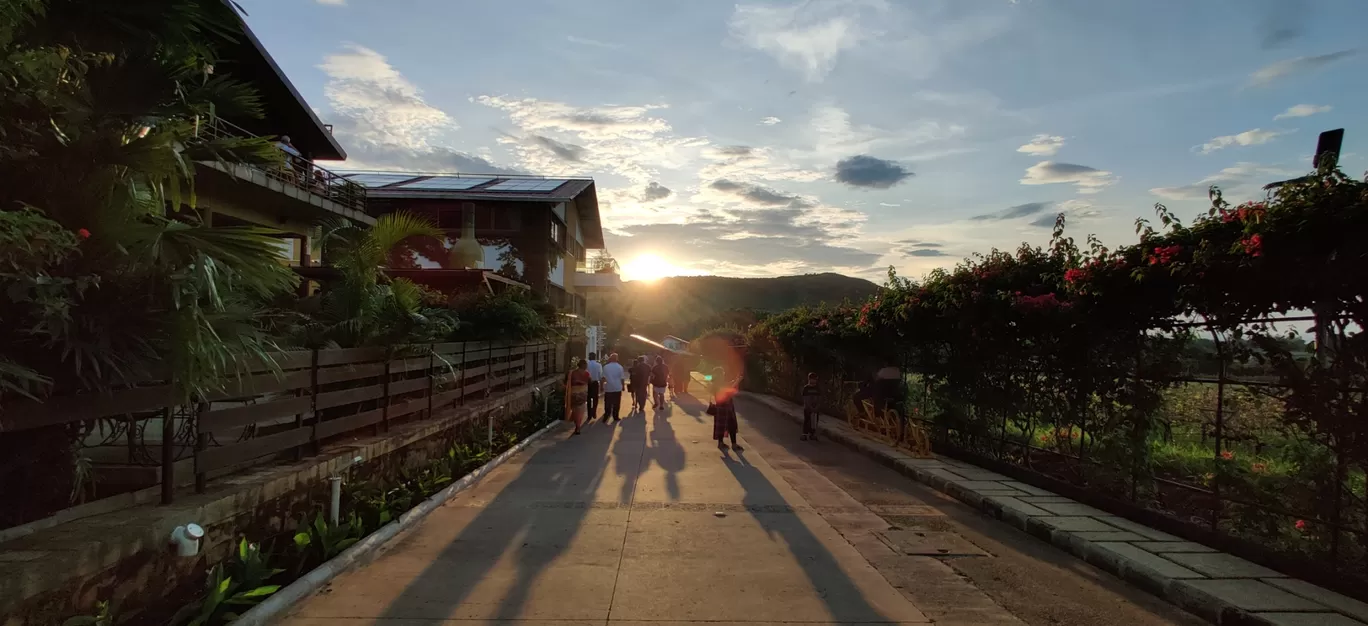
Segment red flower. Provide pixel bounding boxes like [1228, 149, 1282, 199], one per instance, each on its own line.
[1220, 450, 1234, 460]
[1064, 268, 1087, 284]
[1241, 234, 1263, 257]
[1295, 519, 1307, 532]
[1150, 245, 1182, 266]
[77, 228, 91, 239]
[1251, 462, 1267, 473]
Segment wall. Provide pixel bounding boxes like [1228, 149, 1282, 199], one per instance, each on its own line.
[1, 377, 559, 626]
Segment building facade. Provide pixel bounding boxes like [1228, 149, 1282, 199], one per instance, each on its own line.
[355, 173, 605, 315]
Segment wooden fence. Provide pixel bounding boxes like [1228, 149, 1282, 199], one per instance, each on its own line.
[0, 341, 562, 510]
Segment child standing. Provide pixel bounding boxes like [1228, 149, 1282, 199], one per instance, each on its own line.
[801, 372, 820, 441]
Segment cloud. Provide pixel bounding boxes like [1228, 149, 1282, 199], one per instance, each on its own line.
[729, 0, 886, 82]
[319, 45, 454, 146]
[1150, 162, 1299, 202]
[971, 201, 1053, 221]
[808, 104, 965, 161]
[708, 179, 816, 208]
[893, 239, 949, 258]
[1274, 104, 1332, 120]
[1257, 0, 1307, 49]
[476, 95, 699, 190]
[529, 134, 586, 162]
[315, 0, 345, 4]
[641, 182, 672, 201]
[1197, 128, 1290, 154]
[612, 208, 880, 273]
[834, 155, 913, 189]
[318, 45, 522, 174]
[1027, 199, 1101, 228]
[760, 116, 782, 125]
[1017, 134, 1065, 156]
[1020, 161, 1116, 194]
[1249, 50, 1356, 86]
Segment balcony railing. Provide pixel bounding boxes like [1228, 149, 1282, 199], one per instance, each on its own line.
[198, 117, 367, 214]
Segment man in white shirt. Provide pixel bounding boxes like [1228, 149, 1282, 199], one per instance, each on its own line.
[601, 353, 626, 421]
[585, 352, 603, 420]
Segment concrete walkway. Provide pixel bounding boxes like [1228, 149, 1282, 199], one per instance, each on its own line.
[278, 380, 1207, 625]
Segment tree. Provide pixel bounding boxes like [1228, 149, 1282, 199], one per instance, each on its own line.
[589, 249, 620, 274]
[296, 213, 454, 347]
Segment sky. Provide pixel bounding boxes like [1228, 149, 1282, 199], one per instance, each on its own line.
[239, 0, 1365, 282]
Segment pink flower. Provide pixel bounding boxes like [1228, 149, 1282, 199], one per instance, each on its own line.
[1064, 268, 1087, 284]
[1295, 519, 1307, 532]
[1241, 234, 1263, 258]
[77, 228, 91, 239]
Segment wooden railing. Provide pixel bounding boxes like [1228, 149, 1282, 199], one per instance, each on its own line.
[0, 342, 562, 514]
[198, 117, 368, 214]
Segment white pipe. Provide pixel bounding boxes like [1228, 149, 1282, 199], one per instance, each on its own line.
[170, 523, 205, 557]
[328, 476, 342, 526]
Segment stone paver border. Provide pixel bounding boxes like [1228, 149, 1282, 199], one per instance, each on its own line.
[745, 392, 1368, 626]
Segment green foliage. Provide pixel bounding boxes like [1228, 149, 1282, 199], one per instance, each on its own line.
[446, 290, 556, 342]
[0, 0, 300, 404]
[62, 601, 116, 626]
[290, 212, 454, 348]
[745, 167, 1368, 572]
[291, 512, 365, 575]
[170, 539, 282, 626]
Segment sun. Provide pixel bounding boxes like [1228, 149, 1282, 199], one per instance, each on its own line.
[621, 254, 677, 282]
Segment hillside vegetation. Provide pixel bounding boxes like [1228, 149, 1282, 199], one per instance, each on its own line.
[593, 272, 879, 346]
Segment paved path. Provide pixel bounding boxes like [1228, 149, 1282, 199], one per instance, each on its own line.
[280, 380, 1206, 625]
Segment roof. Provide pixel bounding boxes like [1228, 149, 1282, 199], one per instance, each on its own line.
[348, 172, 604, 248]
[216, 1, 347, 160]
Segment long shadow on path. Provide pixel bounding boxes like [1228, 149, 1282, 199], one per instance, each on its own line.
[364, 418, 640, 622]
[721, 446, 906, 623]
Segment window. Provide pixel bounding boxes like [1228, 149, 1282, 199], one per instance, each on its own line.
[550, 219, 564, 245]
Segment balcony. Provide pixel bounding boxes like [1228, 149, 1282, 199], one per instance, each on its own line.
[573, 270, 622, 292]
[194, 117, 374, 226]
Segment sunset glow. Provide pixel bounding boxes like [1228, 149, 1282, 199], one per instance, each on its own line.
[621, 254, 679, 282]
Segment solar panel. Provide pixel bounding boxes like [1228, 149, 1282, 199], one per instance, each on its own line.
[343, 173, 421, 188]
[485, 179, 568, 193]
[393, 177, 495, 191]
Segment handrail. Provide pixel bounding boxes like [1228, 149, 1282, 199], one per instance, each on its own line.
[198, 117, 368, 214]
[335, 168, 595, 182]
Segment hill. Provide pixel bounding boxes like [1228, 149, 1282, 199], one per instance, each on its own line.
[624, 273, 879, 317]
[593, 273, 880, 341]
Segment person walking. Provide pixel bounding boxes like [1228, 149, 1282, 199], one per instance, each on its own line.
[630, 356, 650, 415]
[706, 367, 741, 451]
[585, 352, 603, 420]
[566, 359, 590, 435]
[800, 372, 820, 441]
[602, 353, 626, 422]
[650, 355, 669, 410]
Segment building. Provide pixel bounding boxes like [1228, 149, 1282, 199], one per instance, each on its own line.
[192, 1, 369, 279]
[352, 173, 605, 315]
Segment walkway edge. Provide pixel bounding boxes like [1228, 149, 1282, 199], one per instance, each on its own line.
[232, 418, 567, 626]
[741, 391, 1368, 626]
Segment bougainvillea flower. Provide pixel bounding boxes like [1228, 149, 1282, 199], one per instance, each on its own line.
[77, 228, 91, 239]
[1295, 519, 1307, 531]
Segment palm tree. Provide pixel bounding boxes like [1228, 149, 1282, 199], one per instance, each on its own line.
[299, 212, 453, 348]
[0, 0, 311, 523]
[1, 0, 300, 402]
